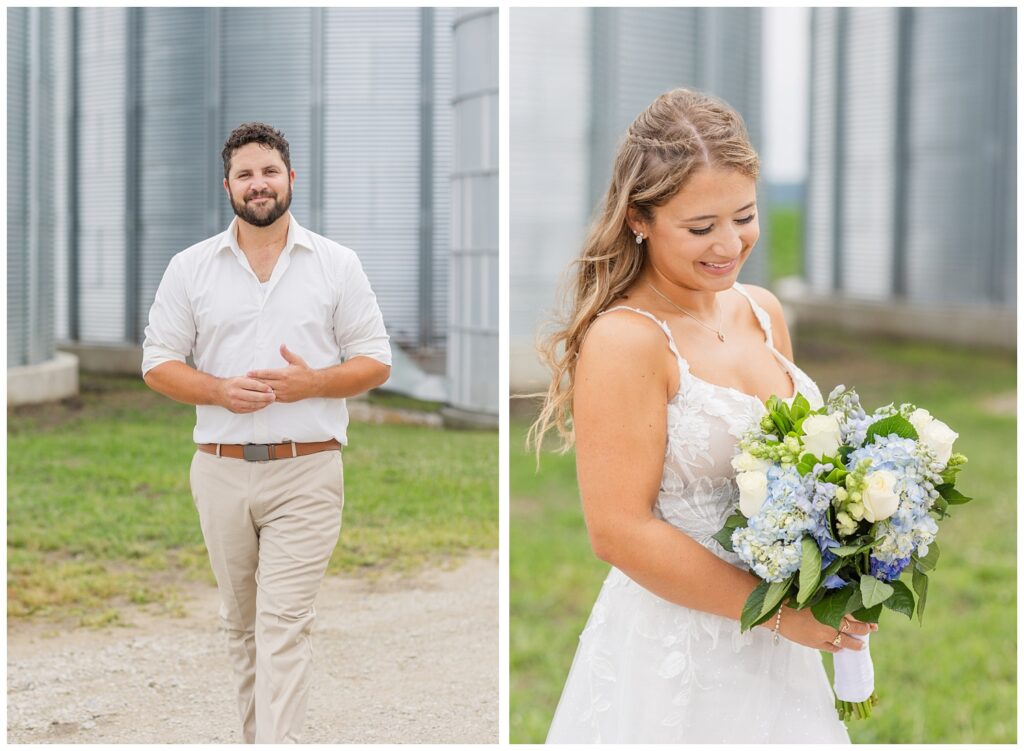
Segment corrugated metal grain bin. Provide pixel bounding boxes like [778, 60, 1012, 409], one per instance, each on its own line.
[806, 7, 1015, 307]
[446, 8, 499, 422]
[53, 8, 459, 353]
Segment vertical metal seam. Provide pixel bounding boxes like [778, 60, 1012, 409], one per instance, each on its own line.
[419, 7, 435, 348]
[124, 7, 141, 343]
[68, 7, 80, 341]
[802, 9, 817, 284]
[588, 8, 609, 214]
[891, 8, 912, 299]
[831, 8, 847, 293]
[310, 7, 324, 234]
[27, 8, 41, 364]
[207, 8, 221, 234]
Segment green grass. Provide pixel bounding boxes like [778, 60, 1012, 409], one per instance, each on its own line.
[368, 390, 444, 413]
[768, 204, 803, 281]
[8, 374, 497, 625]
[510, 331, 1015, 743]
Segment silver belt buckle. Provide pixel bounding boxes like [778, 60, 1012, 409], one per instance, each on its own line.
[242, 443, 272, 462]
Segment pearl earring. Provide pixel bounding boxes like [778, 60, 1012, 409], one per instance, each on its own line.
[634, 232, 644, 245]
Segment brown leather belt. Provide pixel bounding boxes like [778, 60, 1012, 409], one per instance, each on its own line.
[197, 439, 341, 462]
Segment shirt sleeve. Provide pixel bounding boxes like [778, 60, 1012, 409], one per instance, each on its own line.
[141, 255, 197, 376]
[334, 254, 392, 366]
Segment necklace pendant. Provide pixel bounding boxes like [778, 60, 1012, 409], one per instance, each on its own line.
[717, 332, 726, 343]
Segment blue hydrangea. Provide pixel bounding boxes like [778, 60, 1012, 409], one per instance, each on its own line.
[846, 435, 941, 571]
[827, 385, 872, 448]
[869, 555, 910, 582]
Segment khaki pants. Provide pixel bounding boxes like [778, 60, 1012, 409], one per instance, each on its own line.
[190, 448, 344, 744]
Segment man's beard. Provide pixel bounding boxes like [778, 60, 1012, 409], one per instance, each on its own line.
[230, 184, 292, 228]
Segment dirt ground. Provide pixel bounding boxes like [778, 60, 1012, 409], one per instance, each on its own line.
[7, 553, 498, 744]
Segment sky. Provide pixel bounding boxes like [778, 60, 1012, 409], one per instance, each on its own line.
[763, 7, 811, 184]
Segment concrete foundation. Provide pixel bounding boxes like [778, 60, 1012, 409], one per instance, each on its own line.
[57, 342, 143, 374]
[777, 286, 1016, 352]
[440, 405, 498, 430]
[8, 352, 80, 406]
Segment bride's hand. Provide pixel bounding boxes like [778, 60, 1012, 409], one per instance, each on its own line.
[775, 607, 878, 653]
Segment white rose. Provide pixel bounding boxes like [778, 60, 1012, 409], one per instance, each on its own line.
[908, 408, 933, 435]
[731, 451, 771, 473]
[801, 414, 842, 459]
[861, 470, 899, 523]
[736, 471, 769, 517]
[920, 419, 958, 466]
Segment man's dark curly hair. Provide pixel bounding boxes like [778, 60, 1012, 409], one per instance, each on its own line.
[221, 122, 291, 180]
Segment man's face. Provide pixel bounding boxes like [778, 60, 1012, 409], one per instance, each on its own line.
[223, 142, 295, 228]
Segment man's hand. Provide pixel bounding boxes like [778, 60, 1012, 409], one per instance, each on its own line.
[247, 344, 323, 403]
[217, 376, 277, 413]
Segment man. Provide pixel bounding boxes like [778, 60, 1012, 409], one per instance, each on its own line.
[142, 122, 391, 743]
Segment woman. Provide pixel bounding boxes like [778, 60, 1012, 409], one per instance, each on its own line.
[530, 89, 874, 743]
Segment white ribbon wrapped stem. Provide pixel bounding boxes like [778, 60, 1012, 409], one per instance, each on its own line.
[832, 632, 874, 703]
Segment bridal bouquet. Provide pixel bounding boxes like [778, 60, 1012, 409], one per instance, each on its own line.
[714, 385, 970, 721]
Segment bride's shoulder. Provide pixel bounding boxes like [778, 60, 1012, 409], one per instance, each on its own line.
[579, 308, 673, 375]
[582, 307, 670, 358]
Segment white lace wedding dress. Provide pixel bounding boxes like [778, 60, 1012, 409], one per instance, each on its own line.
[546, 283, 850, 744]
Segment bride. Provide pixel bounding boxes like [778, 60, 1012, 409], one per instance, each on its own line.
[530, 88, 875, 743]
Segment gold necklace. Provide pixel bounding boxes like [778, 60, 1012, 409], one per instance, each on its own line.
[646, 282, 726, 342]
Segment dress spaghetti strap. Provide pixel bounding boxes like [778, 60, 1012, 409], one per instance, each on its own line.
[731, 283, 774, 348]
[597, 305, 685, 363]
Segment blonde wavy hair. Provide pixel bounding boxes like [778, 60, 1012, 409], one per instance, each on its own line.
[527, 88, 760, 456]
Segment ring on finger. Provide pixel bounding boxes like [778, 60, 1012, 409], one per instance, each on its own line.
[831, 632, 843, 647]
[840, 619, 851, 634]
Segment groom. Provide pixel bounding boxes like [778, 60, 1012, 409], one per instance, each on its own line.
[141, 122, 391, 742]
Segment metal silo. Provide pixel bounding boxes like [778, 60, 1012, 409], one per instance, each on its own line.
[446, 8, 498, 424]
[77, 7, 129, 344]
[509, 9, 591, 388]
[8, 7, 56, 366]
[321, 8, 423, 347]
[136, 8, 212, 341]
[7, 7, 78, 404]
[806, 7, 1015, 308]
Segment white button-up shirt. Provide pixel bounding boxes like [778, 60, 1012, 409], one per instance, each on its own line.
[142, 213, 391, 446]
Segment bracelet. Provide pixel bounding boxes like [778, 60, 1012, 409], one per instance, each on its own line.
[772, 605, 783, 645]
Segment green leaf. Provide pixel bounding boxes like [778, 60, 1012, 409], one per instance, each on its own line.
[832, 536, 875, 557]
[740, 580, 770, 632]
[940, 465, 963, 485]
[860, 575, 895, 609]
[837, 445, 854, 462]
[882, 579, 915, 619]
[938, 485, 972, 505]
[712, 512, 747, 552]
[850, 603, 883, 624]
[811, 586, 853, 629]
[932, 496, 949, 519]
[912, 567, 929, 625]
[865, 415, 919, 445]
[770, 411, 792, 437]
[824, 467, 849, 485]
[791, 393, 811, 419]
[914, 542, 940, 573]
[797, 538, 822, 604]
[821, 555, 844, 579]
[761, 577, 794, 618]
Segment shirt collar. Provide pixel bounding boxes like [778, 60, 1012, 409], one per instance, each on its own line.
[217, 212, 313, 256]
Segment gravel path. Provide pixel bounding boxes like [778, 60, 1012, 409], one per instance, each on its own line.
[7, 554, 498, 744]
